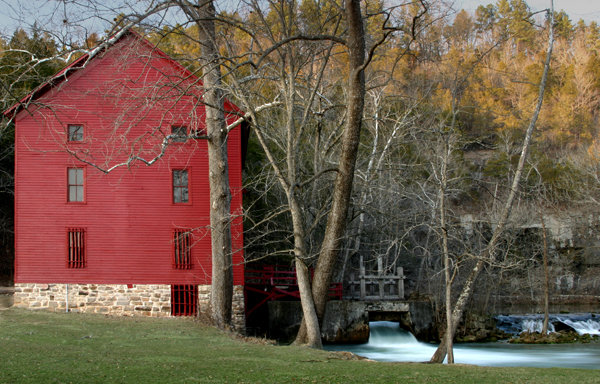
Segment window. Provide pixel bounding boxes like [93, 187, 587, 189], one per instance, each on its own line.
[67, 228, 86, 268]
[172, 169, 188, 203]
[193, 126, 207, 137]
[173, 229, 192, 269]
[67, 124, 83, 141]
[171, 285, 197, 316]
[68, 168, 84, 202]
[171, 125, 187, 142]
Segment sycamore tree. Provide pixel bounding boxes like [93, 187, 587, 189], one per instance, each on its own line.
[214, 0, 439, 346]
[216, 0, 370, 347]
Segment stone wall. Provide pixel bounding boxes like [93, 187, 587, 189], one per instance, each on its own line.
[232, 285, 246, 330]
[13, 283, 246, 332]
[197, 284, 246, 331]
[14, 283, 172, 316]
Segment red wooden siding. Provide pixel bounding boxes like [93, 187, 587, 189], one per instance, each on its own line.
[13, 33, 244, 286]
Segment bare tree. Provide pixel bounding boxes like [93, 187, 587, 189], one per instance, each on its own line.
[216, 0, 372, 346]
[429, 0, 555, 363]
[174, 0, 234, 330]
[297, 0, 367, 345]
[539, 208, 550, 334]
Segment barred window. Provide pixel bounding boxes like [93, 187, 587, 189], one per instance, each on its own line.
[172, 169, 188, 203]
[173, 229, 192, 269]
[171, 285, 197, 316]
[67, 228, 86, 268]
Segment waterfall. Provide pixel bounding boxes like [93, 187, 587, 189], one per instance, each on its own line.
[325, 320, 600, 369]
[562, 318, 600, 335]
[362, 321, 437, 362]
[520, 318, 555, 333]
[496, 313, 600, 335]
[367, 321, 419, 346]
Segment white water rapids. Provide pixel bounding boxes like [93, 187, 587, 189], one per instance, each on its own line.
[326, 320, 600, 369]
[496, 313, 600, 335]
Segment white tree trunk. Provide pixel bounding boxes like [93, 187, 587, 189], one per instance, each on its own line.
[195, 0, 233, 329]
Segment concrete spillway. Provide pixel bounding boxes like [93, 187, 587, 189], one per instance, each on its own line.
[268, 300, 434, 343]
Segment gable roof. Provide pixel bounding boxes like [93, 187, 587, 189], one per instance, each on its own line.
[3, 29, 218, 119]
[3, 28, 250, 165]
[3, 52, 85, 119]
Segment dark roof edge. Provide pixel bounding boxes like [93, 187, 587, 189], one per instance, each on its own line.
[2, 28, 248, 150]
[2, 28, 153, 119]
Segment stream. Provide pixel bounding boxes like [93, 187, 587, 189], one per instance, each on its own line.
[326, 316, 600, 369]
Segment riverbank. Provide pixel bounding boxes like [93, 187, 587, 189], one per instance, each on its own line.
[1, 309, 598, 383]
[326, 321, 600, 370]
[455, 311, 600, 344]
[509, 330, 600, 343]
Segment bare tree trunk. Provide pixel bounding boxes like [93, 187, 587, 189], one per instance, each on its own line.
[287, 92, 322, 347]
[294, 254, 322, 348]
[242, 95, 322, 347]
[295, 0, 366, 344]
[339, 96, 378, 280]
[439, 141, 454, 364]
[430, 257, 484, 363]
[194, 0, 233, 329]
[430, 1, 555, 362]
[539, 210, 550, 335]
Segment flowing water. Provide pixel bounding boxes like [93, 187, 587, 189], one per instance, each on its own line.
[496, 313, 600, 335]
[326, 319, 600, 369]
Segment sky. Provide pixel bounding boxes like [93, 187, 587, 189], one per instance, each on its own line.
[1, 0, 600, 40]
[457, 0, 600, 24]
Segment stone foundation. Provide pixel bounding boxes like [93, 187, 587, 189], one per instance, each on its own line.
[13, 283, 245, 332]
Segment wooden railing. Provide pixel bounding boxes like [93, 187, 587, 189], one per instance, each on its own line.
[347, 266, 405, 301]
[244, 265, 343, 316]
[244, 264, 405, 317]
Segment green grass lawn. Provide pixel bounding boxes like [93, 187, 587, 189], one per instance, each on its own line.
[0, 308, 598, 384]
